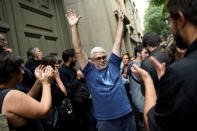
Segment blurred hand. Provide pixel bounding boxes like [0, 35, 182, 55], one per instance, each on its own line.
[42, 65, 54, 83]
[35, 65, 45, 79]
[131, 64, 150, 82]
[150, 56, 166, 80]
[122, 73, 127, 78]
[65, 9, 81, 27]
[35, 65, 54, 85]
[77, 70, 83, 79]
[4, 47, 14, 54]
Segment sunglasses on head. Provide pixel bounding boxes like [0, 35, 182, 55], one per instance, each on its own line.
[93, 55, 107, 61]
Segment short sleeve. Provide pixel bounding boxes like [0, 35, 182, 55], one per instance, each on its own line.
[82, 62, 93, 78]
[108, 53, 122, 68]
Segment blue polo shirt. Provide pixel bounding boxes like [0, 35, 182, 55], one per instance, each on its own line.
[82, 53, 132, 120]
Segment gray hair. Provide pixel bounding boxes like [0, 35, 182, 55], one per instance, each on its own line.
[90, 47, 106, 58]
[27, 47, 38, 60]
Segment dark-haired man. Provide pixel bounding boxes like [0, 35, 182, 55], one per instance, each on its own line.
[141, 32, 170, 93]
[59, 48, 87, 130]
[127, 45, 148, 113]
[132, 0, 197, 130]
[127, 45, 148, 130]
[59, 48, 81, 97]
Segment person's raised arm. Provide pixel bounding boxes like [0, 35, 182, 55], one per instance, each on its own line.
[131, 64, 157, 131]
[112, 9, 124, 57]
[66, 9, 88, 70]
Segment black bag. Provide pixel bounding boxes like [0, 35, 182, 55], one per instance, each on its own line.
[58, 97, 73, 118]
[71, 79, 90, 103]
[45, 97, 73, 129]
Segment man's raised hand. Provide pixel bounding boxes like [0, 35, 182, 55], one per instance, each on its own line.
[65, 9, 81, 27]
[115, 8, 124, 21]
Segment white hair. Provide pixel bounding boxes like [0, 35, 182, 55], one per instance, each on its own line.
[90, 47, 106, 58]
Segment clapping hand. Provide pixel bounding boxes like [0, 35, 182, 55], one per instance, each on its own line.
[35, 65, 54, 84]
[131, 64, 151, 82]
[35, 65, 45, 80]
[150, 56, 166, 80]
[131, 57, 166, 81]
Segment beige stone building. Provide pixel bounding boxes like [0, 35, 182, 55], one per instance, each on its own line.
[0, 0, 142, 60]
[125, 0, 143, 42]
[117, 0, 143, 55]
[63, 0, 143, 57]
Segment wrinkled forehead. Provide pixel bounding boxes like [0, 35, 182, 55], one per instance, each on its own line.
[92, 52, 106, 58]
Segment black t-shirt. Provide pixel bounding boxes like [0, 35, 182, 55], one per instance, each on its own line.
[0, 88, 12, 113]
[148, 40, 197, 131]
[141, 47, 170, 94]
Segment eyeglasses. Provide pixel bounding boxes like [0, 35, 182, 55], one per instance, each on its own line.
[164, 14, 178, 24]
[0, 38, 6, 43]
[164, 16, 173, 25]
[0, 38, 5, 42]
[93, 55, 107, 61]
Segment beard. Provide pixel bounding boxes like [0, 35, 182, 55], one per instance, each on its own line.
[70, 61, 76, 67]
[94, 62, 107, 70]
[173, 23, 189, 49]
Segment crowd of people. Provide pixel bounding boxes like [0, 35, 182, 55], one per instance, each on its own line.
[0, 0, 197, 130]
